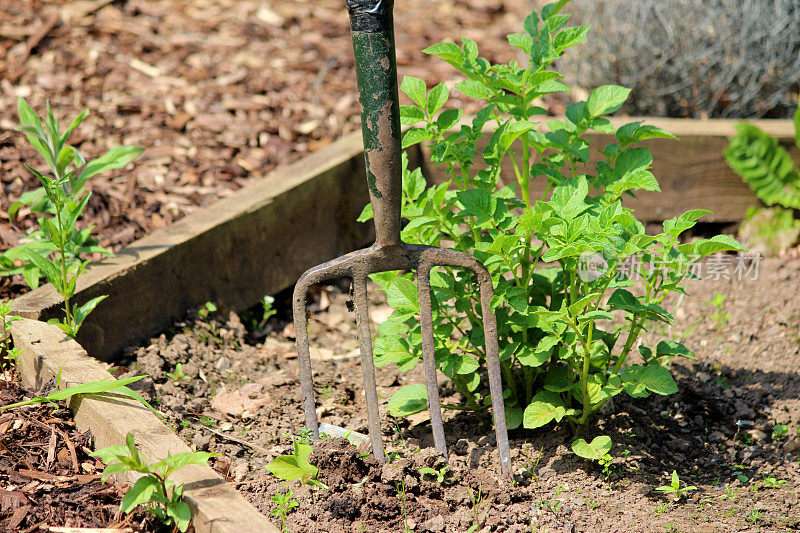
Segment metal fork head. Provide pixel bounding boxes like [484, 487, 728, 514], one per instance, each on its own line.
[292, 242, 511, 476]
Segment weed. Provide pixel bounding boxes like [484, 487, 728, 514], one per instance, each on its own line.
[0, 302, 23, 381]
[655, 470, 698, 500]
[362, 0, 741, 455]
[395, 478, 411, 533]
[198, 301, 218, 319]
[419, 465, 449, 484]
[2, 99, 142, 336]
[270, 490, 299, 533]
[165, 363, 189, 385]
[465, 484, 491, 533]
[708, 292, 729, 329]
[747, 509, 763, 523]
[653, 501, 669, 516]
[1, 370, 159, 418]
[266, 436, 327, 489]
[759, 477, 787, 489]
[199, 416, 215, 428]
[92, 433, 216, 532]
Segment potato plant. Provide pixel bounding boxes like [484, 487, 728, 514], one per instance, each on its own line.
[361, 1, 742, 455]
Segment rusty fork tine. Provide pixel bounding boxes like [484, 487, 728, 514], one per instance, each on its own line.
[416, 262, 448, 457]
[418, 247, 512, 476]
[293, 273, 320, 439]
[352, 272, 387, 463]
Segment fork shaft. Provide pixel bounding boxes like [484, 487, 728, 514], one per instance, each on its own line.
[347, 0, 402, 248]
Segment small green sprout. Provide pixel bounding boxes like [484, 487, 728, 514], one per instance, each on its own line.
[419, 465, 448, 484]
[760, 477, 787, 489]
[771, 424, 790, 440]
[165, 363, 189, 384]
[266, 438, 327, 489]
[655, 470, 698, 500]
[270, 490, 299, 533]
[198, 301, 218, 319]
[92, 433, 217, 532]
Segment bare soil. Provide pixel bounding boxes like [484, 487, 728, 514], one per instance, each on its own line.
[0, 0, 546, 300]
[124, 255, 800, 532]
[0, 378, 165, 532]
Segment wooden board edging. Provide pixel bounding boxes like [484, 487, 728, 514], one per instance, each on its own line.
[11, 318, 279, 533]
[11, 131, 375, 360]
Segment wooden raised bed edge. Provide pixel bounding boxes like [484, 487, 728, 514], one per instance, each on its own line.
[11, 318, 279, 533]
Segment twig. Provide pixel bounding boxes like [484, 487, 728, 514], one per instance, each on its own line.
[201, 425, 271, 455]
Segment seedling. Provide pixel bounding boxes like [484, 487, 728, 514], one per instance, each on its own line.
[654, 501, 669, 516]
[419, 465, 449, 484]
[759, 477, 787, 489]
[165, 363, 189, 385]
[0, 302, 23, 381]
[270, 490, 299, 533]
[395, 478, 411, 533]
[2, 99, 142, 336]
[708, 292, 729, 329]
[92, 433, 217, 532]
[655, 471, 698, 500]
[266, 437, 327, 489]
[198, 301, 218, 319]
[465, 484, 491, 533]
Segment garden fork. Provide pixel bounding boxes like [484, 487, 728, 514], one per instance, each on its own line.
[292, 0, 511, 476]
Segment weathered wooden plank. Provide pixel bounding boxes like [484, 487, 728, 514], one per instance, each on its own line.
[420, 117, 797, 222]
[12, 318, 278, 533]
[11, 132, 374, 360]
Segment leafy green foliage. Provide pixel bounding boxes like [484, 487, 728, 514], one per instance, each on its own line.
[363, 2, 742, 454]
[0, 302, 23, 381]
[655, 470, 698, 500]
[92, 433, 217, 532]
[419, 465, 449, 484]
[725, 106, 800, 209]
[270, 490, 299, 533]
[265, 438, 327, 489]
[2, 99, 142, 336]
[0, 373, 161, 417]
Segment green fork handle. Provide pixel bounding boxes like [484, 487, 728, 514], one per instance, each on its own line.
[346, 0, 403, 248]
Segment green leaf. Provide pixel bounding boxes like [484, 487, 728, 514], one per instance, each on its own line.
[663, 209, 711, 238]
[400, 76, 427, 108]
[693, 235, 744, 258]
[457, 189, 496, 225]
[75, 146, 144, 191]
[571, 435, 612, 460]
[622, 364, 678, 396]
[422, 42, 463, 65]
[523, 391, 566, 429]
[455, 80, 492, 99]
[72, 295, 108, 333]
[266, 456, 305, 481]
[166, 501, 192, 532]
[1, 375, 147, 410]
[655, 340, 695, 360]
[120, 476, 160, 514]
[356, 203, 373, 222]
[586, 85, 631, 118]
[402, 128, 430, 149]
[24, 250, 62, 290]
[386, 278, 419, 313]
[399, 105, 424, 126]
[156, 451, 216, 477]
[387, 384, 428, 417]
[426, 82, 449, 115]
[554, 25, 590, 51]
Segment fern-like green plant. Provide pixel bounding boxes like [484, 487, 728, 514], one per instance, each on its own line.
[725, 107, 800, 209]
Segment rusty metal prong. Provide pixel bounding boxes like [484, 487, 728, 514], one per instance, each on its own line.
[418, 247, 512, 477]
[351, 271, 387, 463]
[292, 272, 321, 440]
[416, 262, 448, 458]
